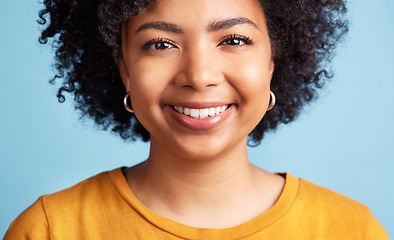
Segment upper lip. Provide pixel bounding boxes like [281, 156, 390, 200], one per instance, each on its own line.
[167, 102, 232, 109]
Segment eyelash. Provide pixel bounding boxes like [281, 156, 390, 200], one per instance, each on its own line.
[218, 34, 254, 47]
[141, 34, 254, 51]
[142, 38, 178, 50]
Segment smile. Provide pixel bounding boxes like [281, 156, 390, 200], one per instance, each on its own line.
[173, 105, 229, 119]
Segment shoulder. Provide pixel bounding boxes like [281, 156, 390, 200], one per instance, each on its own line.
[279, 173, 371, 219]
[284, 174, 389, 238]
[39, 168, 125, 221]
[4, 196, 50, 240]
[42, 169, 116, 206]
[294, 176, 371, 220]
[4, 168, 123, 240]
[297, 177, 368, 211]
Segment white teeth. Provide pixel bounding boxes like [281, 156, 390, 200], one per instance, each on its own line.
[208, 108, 215, 117]
[190, 109, 199, 118]
[184, 107, 190, 115]
[173, 105, 229, 119]
[200, 108, 209, 119]
[174, 106, 184, 114]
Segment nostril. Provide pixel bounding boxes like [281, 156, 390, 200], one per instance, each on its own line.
[174, 60, 225, 90]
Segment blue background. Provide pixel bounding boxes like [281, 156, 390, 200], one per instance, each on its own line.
[1, 0, 393, 237]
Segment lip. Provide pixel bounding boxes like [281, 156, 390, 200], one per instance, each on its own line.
[165, 103, 235, 131]
[169, 102, 231, 109]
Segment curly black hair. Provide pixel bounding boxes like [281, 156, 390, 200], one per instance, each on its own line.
[38, 0, 348, 145]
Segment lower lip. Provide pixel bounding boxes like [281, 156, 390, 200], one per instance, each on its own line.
[166, 105, 234, 131]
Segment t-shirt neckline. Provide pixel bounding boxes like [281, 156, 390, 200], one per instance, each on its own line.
[107, 168, 299, 239]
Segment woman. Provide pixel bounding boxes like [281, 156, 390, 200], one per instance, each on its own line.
[5, 0, 389, 239]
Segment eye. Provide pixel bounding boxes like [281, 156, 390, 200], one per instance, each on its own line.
[218, 34, 254, 47]
[142, 38, 178, 50]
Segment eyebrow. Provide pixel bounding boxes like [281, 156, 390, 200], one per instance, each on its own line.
[208, 17, 259, 32]
[135, 17, 259, 35]
[136, 21, 184, 34]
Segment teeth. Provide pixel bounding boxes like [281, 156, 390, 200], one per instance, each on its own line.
[184, 107, 190, 115]
[190, 109, 199, 118]
[208, 108, 215, 117]
[174, 106, 184, 114]
[199, 108, 209, 119]
[173, 105, 229, 119]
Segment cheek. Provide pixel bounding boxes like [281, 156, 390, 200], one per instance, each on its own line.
[125, 66, 167, 137]
[227, 56, 272, 104]
[127, 58, 171, 105]
[124, 61, 167, 134]
[224, 52, 273, 130]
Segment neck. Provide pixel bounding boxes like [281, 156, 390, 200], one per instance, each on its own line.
[125, 137, 284, 228]
[148, 136, 251, 185]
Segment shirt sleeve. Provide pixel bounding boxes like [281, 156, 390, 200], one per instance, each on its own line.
[365, 209, 390, 240]
[4, 197, 51, 240]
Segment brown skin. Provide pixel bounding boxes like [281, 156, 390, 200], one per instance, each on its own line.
[119, 0, 284, 228]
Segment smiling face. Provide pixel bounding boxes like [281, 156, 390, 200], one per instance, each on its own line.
[119, 0, 274, 160]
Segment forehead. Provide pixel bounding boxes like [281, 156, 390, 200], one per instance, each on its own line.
[128, 0, 266, 31]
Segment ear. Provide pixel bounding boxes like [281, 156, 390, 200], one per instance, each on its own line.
[269, 42, 276, 77]
[118, 60, 130, 92]
[269, 59, 275, 76]
[118, 21, 131, 92]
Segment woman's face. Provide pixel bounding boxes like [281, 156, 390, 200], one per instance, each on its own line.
[120, 0, 274, 159]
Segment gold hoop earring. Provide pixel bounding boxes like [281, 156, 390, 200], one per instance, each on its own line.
[267, 91, 276, 111]
[123, 92, 134, 113]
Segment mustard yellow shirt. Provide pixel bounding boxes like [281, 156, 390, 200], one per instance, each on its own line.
[5, 168, 389, 239]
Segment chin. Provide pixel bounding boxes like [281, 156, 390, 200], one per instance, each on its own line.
[167, 135, 245, 162]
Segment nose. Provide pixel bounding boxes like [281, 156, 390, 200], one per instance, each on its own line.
[174, 44, 224, 91]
